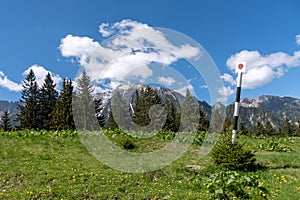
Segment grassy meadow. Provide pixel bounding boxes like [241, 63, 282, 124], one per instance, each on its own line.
[0, 130, 300, 199]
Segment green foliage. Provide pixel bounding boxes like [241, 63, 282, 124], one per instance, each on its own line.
[16, 69, 40, 129]
[0, 110, 12, 131]
[180, 89, 199, 132]
[239, 121, 250, 135]
[163, 99, 180, 132]
[109, 89, 132, 130]
[256, 137, 294, 152]
[1, 131, 300, 199]
[281, 118, 296, 136]
[39, 72, 58, 130]
[133, 86, 162, 127]
[254, 121, 265, 136]
[211, 128, 257, 171]
[50, 79, 75, 130]
[204, 170, 268, 199]
[73, 70, 98, 130]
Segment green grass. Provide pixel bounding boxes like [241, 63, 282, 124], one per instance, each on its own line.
[0, 131, 300, 199]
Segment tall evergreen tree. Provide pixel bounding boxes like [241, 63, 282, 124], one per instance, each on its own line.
[39, 72, 58, 130]
[239, 121, 250, 135]
[51, 79, 75, 130]
[282, 118, 296, 136]
[109, 89, 132, 130]
[16, 69, 40, 129]
[253, 121, 264, 136]
[264, 120, 276, 136]
[133, 86, 162, 127]
[180, 89, 199, 132]
[163, 98, 180, 132]
[296, 120, 300, 137]
[198, 108, 209, 132]
[222, 117, 233, 134]
[73, 70, 98, 130]
[0, 110, 12, 131]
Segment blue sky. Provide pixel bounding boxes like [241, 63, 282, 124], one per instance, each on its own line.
[1, 0, 300, 105]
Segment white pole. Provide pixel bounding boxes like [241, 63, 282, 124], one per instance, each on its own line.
[232, 62, 246, 144]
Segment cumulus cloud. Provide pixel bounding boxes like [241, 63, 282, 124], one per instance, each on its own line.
[0, 71, 23, 92]
[175, 84, 194, 96]
[217, 86, 235, 103]
[296, 34, 300, 46]
[60, 19, 201, 90]
[23, 65, 62, 89]
[225, 49, 300, 89]
[221, 73, 236, 86]
[158, 76, 176, 86]
[219, 34, 300, 103]
[0, 65, 62, 92]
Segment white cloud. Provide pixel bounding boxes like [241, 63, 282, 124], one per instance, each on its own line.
[175, 84, 193, 96]
[0, 71, 23, 92]
[0, 65, 62, 93]
[23, 65, 62, 89]
[158, 76, 176, 86]
[225, 49, 300, 89]
[221, 73, 236, 86]
[60, 19, 201, 90]
[296, 34, 300, 46]
[217, 86, 235, 103]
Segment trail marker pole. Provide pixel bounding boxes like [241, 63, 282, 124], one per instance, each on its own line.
[232, 62, 246, 144]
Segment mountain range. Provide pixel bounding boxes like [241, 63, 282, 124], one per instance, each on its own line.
[1, 86, 300, 130]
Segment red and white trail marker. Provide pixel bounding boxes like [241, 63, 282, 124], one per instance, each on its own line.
[232, 62, 246, 144]
[235, 62, 247, 73]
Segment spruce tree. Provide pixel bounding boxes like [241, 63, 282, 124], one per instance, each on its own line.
[163, 98, 180, 132]
[282, 118, 296, 136]
[109, 89, 132, 130]
[239, 121, 250, 135]
[73, 70, 98, 130]
[180, 89, 199, 132]
[16, 69, 40, 129]
[253, 121, 264, 136]
[133, 86, 162, 127]
[51, 79, 75, 130]
[295, 120, 300, 137]
[198, 108, 209, 132]
[211, 128, 257, 171]
[0, 110, 12, 131]
[39, 72, 58, 130]
[264, 120, 276, 136]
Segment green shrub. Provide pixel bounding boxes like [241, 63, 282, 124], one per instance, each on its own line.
[211, 130, 257, 171]
[204, 170, 268, 199]
[257, 137, 294, 152]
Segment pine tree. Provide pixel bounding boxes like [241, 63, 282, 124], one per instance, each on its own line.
[282, 118, 296, 136]
[198, 108, 209, 132]
[39, 72, 58, 130]
[0, 110, 12, 131]
[109, 89, 132, 130]
[51, 79, 75, 130]
[180, 89, 199, 132]
[211, 128, 257, 171]
[296, 120, 300, 137]
[253, 121, 264, 136]
[239, 121, 250, 135]
[133, 86, 162, 127]
[163, 99, 180, 132]
[222, 117, 233, 134]
[264, 120, 276, 136]
[16, 69, 40, 129]
[73, 70, 98, 130]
